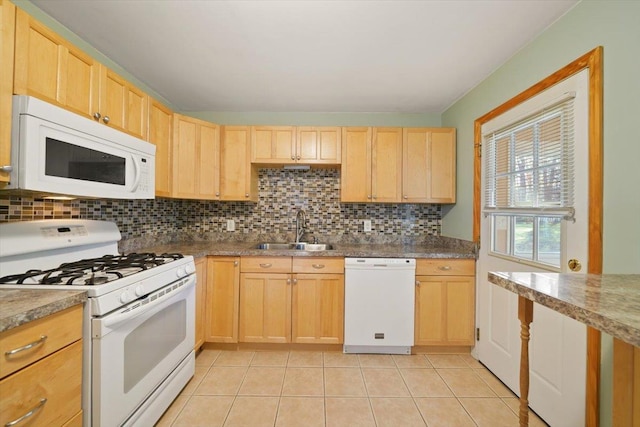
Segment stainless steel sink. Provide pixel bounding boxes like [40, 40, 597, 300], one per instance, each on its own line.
[254, 242, 334, 251]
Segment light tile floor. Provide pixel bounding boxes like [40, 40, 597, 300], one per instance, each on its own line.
[155, 350, 549, 427]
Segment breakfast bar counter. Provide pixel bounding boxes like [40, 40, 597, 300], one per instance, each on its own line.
[488, 272, 640, 427]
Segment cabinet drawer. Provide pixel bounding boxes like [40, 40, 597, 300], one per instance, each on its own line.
[241, 257, 291, 273]
[0, 340, 82, 427]
[0, 304, 82, 379]
[292, 257, 344, 274]
[416, 259, 475, 276]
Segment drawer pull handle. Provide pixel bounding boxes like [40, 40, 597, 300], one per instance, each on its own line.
[259, 263, 272, 268]
[5, 335, 47, 356]
[5, 398, 47, 426]
[438, 266, 452, 271]
[312, 264, 325, 269]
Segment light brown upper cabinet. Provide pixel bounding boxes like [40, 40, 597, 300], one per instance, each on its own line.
[97, 66, 148, 140]
[251, 126, 296, 164]
[296, 127, 341, 164]
[403, 128, 456, 203]
[148, 98, 173, 197]
[13, 8, 99, 120]
[251, 126, 341, 165]
[220, 126, 258, 201]
[13, 8, 149, 141]
[172, 114, 220, 200]
[0, 0, 15, 184]
[341, 127, 403, 203]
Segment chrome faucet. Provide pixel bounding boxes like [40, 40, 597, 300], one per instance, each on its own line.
[295, 209, 306, 243]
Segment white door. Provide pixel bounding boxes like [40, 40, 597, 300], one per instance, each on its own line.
[476, 69, 589, 427]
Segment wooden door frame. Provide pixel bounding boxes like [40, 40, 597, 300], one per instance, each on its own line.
[472, 46, 603, 427]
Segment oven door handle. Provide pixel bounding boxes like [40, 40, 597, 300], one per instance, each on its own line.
[93, 276, 195, 337]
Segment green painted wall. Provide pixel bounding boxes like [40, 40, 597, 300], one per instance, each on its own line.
[441, 1, 640, 425]
[187, 111, 441, 127]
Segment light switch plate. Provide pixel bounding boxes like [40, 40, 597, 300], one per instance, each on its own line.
[226, 219, 235, 231]
[363, 220, 372, 232]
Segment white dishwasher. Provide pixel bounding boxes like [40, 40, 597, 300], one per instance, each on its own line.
[344, 258, 416, 354]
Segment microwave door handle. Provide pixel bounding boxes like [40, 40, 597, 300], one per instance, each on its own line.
[130, 155, 141, 192]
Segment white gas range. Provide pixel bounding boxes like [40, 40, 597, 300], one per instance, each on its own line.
[0, 219, 196, 427]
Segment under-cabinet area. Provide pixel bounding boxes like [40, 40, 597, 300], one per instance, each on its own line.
[194, 255, 475, 353]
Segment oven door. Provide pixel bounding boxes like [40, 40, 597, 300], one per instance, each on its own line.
[91, 275, 195, 427]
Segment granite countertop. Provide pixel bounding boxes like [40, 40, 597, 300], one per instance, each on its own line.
[132, 241, 476, 260]
[488, 272, 640, 347]
[0, 290, 87, 333]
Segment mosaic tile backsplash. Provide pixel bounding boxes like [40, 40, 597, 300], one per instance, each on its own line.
[0, 169, 442, 241]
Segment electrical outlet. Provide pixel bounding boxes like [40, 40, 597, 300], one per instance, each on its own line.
[363, 219, 372, 232]
[226, 219, 235, 231]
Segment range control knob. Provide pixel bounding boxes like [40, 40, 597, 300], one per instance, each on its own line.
[185, 264, 195, 274]
[134, 285, 145, 297]
[176, 267, 186, 278]
[119, 290, 132, 304]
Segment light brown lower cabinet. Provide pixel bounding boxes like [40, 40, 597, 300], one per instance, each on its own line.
[0, 305, 83, 427]
[205, 257, 240, 343]
[194, 257, 207, 350]
[238, 257, 344, 344]
[414, 259, 475, 346]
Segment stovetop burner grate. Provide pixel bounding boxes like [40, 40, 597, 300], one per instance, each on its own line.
[0, 253, 184, 286]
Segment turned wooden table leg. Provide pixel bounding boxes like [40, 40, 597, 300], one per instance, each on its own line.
[518, 295, 534, 427]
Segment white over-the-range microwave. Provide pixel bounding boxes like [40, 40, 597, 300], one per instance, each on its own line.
[4, 95, 155, 199]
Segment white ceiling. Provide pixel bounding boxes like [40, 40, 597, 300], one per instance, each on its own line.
[31, 0, 578, 113]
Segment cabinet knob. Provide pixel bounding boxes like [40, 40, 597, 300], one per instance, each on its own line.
[312, 264, 325, 269]
[234, 261, 238, 266]
[103, 116, 110, 124]
[438, 266, 452, 271]
[0, 165, 13, 173]
[404, 195, 408, 199]
[367, 195, 372, 199]
[296, 155, 300, 160]
[259, 263, 272, 268]
[245, 193, 249, 198]
[215, 192, 220, 197]
[93, 112, 101, 120]
[415, 280, 420, 286]
[293, 278, 298, 284]
[287, 278, 291, 284]
[291, 156, 295, 160]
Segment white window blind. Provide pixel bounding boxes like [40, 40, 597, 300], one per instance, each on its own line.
[484, 93, 576, 220]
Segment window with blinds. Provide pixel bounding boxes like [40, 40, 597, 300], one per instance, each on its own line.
[483, 94, 575, 268]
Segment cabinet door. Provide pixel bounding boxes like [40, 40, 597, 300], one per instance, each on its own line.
[251, 126, 295, 164]
[0, 0, 15, 183]
[205, 257, 240, 343]
[220, 126, 257, 201]
[149, 98, 173, 197]
[340, 127, 371, 202]
[13, 9, 98, 119]
[427, 128, 456, 203]
[371, 127, 403, 203]
[239, 273, 291, 343]
[292, 273, 344, 344]
[198, 122, 220, 199]
[98, 66, 148, 140]
[172, 115, 219, 200]
[403, 128, 430, 203]
[194, 257, 207, 350]
[297, 127, 341, 164]
[414, 275, 475, 345]
[172, 115, 198, 198]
